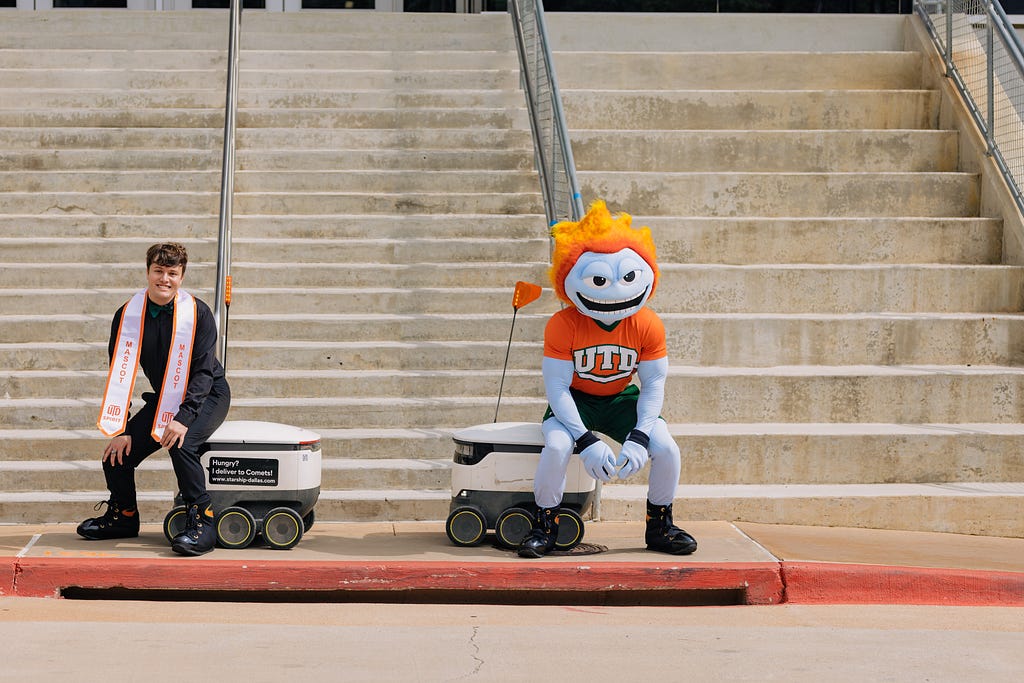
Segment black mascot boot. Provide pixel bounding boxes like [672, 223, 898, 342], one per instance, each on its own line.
[517, 507, 560, 559]
[77, 500, 140, 540]
[645, 501, 697, 555]
[171, 504, 217, 556]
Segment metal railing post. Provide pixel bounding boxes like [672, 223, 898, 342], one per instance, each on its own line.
[987, 3, 996, 153]
[214, 0, 241, 369]
[945, 0, 953, 75]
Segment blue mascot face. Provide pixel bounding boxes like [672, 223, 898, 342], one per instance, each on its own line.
[564, 248, 655, 325]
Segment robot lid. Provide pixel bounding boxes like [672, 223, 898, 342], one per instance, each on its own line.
[207, 420, 321, 447]
[452, 421, 544, 448]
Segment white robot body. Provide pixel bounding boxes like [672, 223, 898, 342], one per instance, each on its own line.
[163, 420, 322, 550]
[446, 421, 596, 549]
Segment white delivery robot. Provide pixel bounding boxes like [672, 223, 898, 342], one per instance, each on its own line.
[162, 421, 322, 550]
[445, 421, 596, 551]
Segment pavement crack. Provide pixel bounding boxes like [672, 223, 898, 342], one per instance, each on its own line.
[465, 625, 484, 678]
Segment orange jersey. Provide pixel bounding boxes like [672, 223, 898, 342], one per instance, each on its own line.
[543, 307, 667, 396]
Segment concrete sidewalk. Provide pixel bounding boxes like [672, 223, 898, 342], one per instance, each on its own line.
[2, 520, 1021, 605]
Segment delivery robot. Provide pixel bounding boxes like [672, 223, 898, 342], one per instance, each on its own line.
[162, 420, 322, 550]
[445, 421, 596, 550]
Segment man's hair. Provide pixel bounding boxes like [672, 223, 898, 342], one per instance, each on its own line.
[146, 242, 188, 273]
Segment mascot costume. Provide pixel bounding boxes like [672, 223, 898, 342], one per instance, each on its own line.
[518, 200, 698, 558]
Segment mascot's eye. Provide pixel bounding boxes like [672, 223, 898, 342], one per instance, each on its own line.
[589, 276, 608, 288]
[623, 271, 637, 283]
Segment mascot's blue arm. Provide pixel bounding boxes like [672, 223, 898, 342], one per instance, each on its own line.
[634, 356, 668, 436]
[542, 356, 587, 439]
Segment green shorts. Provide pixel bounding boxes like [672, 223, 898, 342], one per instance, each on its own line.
[543, 384, 641, 445]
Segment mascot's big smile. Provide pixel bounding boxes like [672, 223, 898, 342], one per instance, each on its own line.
[576, 287, 649, 314]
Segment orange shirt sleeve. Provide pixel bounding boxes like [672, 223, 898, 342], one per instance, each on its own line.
[637, 308, 667, 361]
[543, 309, 576, 360]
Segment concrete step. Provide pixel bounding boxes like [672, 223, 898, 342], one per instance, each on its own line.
[0, 395, 544, 431]
[1, 88, 521, 111]
[0, 109, 529, 134]
[3, 312, 1023, 367]
[552, 51, 923, 90]
[0, 214, 547, 239]
[0, 191, 542, 216]
[3, 423, 1021, 486]
[0, 149, 220, 171]
[0, 175, 975, 217]
[0, 109, 224, 129]
[0, 69, 223, 90]
[1, 264, 1019, 313]
[0, 68, 518, 90]
[642, 217, 1001, 265]
[0, 217, 997, 265]
[572, 130, 959, 173]
[598, 482, 1024, 537]
[0, 170, 540, 194]
[0, 127, 223, 149]
[581, 171, 979, 217]
[0, 236, 549, 265]
[0, 148, 533, 172]
[1, 482, 1020, 535]
[562, 89, 940, 130]
[4, 261, 1020, 314]
[0, 49, 225, 70]
[544, 12, 907, 53]
[0, 127, 531, 150]
[0, 107, 525, 131]
[7, 366, 1024, 425]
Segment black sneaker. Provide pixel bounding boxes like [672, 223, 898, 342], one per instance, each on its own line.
[77, 500, 140, 540]
[171, 504, 217, 556]
[517, 507, 560, 559]
[645, 501, 697, 556]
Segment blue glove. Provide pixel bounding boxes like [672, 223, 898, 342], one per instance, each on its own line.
[617, 430, 651, 479]
[617, 440, 649, 479]
[576, 431, 617, 482]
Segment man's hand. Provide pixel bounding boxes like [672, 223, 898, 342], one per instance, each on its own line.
[102, 434, 132, 466]
[580, 439, 617, 483]
[160, 420, 188, 450]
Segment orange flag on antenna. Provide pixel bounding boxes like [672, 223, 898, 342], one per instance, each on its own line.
[512, 281, 542, 310]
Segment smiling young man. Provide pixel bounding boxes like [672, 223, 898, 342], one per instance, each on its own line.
[78, 242, 231, 556]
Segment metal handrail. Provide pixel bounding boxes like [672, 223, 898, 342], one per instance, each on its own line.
[214, 0, 242, 368]
[508, 0, 584, 226]
[915, 0, 1024, 216]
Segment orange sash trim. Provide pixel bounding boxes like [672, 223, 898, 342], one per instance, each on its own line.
[96, 290, 197, 440]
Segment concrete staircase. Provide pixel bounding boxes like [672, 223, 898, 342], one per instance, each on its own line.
[547, 12, 1024, 536]
[0, 9, 550, 524]
[0, 10, 1021, 536]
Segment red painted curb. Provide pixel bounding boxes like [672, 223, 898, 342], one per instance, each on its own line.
[10, 557, 1022, 605]
[2, 557, 13, 597]
[12, 558, 785, 604]
[781, 562, 1024, 606]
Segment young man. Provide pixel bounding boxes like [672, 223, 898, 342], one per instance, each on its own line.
[78, 242, 231, 556]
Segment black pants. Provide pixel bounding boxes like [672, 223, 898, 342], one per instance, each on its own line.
[103, 377, 230, 511]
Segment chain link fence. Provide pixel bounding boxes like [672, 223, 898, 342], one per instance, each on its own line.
[916, 0, 1024, 214]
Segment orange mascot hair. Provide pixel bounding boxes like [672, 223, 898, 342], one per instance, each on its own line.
[549, 200, 659, 305]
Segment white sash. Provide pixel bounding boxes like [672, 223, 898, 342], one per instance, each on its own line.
[97, 289, 197, 441]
